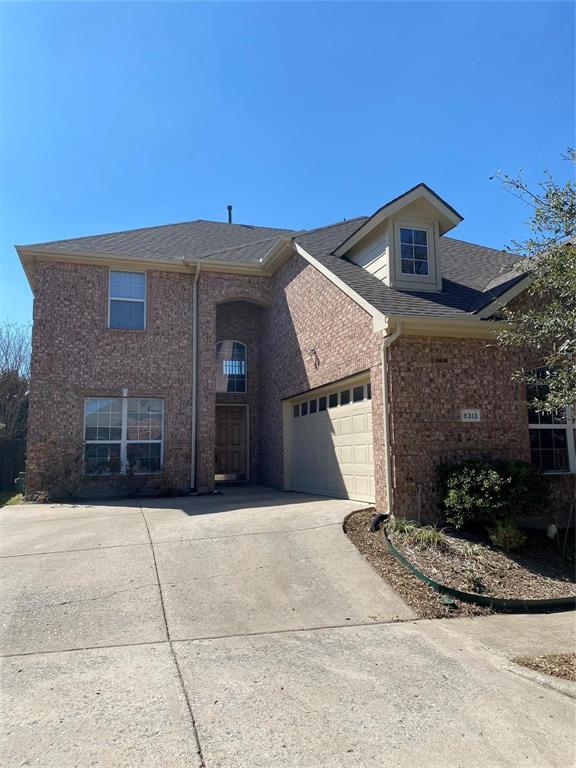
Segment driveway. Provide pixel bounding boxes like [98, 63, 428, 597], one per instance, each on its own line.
[1, 487, 574, 767]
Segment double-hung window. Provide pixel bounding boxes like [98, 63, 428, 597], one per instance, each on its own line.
[84, 397, 164, 474]
[399, 227, 429, 275]
[109, 270, 146, 330]
[527, 368, 576, 473]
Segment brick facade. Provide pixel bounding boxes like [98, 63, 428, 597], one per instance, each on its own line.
[195, 271, 270, 491]
[387, 336, 531, 519]
[26, 254, 546, 517]
[27, 261, 194, 493]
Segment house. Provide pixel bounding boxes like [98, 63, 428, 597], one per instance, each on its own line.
[16, 184, 575, 518]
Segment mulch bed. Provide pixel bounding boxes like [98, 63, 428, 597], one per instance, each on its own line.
[345, 510, 492, 619]
[513, 653, 576, 682]
[388, 526, 576, 601]
[345, 509, 576, 619]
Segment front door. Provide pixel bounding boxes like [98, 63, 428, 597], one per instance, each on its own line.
[215, 406, 248, 482]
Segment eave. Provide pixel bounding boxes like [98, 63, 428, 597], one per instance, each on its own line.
[384, 313, 511, 338]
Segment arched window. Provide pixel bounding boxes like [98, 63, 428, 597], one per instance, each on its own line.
[216, 340, 247, 393]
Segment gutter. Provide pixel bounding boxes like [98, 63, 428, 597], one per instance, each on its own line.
[190, 264, 201, 489]
[381, 322, 402, 517]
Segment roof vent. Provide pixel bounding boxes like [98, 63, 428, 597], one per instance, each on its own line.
[227, 205, 232, 224]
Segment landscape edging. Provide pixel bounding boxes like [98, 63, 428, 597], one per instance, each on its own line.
[383, 529, 576, 613]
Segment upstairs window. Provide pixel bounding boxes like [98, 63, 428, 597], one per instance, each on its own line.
[400, 227, 429, 275]
[109, 270, 146, 330]
[527, 368, 575, 473]
[216, 340, 247, 393]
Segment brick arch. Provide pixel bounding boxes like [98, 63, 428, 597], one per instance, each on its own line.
[215, 295, 271, 310]
[199, 271, 271, 309]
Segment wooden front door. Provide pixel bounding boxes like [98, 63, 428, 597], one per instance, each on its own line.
[215, 406, 248, 481]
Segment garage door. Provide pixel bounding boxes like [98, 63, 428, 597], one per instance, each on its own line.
[290, 378, 375, 502]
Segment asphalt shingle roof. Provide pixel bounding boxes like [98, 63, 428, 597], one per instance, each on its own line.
[23, 220, 292, 264]
[294, 222, 524, 318]
[21, 215, 526, 317]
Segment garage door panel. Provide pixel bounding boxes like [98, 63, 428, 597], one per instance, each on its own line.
[291, 380, 375, 503]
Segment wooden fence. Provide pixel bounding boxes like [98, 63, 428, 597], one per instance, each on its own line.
[0, 439, 26, 491]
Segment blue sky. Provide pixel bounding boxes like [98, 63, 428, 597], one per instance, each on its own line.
[1, 1, 574, 325]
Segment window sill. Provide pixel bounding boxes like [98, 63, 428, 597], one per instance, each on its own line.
[107, 327, 147, 333]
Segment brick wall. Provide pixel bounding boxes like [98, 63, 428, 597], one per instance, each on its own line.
[27, 262, 194, 494]
[387, 335, 531, 519]
[260, 254, 387, 508]
[195, 271, 270, 491]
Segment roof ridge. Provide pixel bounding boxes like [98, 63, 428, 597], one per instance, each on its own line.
[20, 218, 292, 249]
[296, 215, 368, 239]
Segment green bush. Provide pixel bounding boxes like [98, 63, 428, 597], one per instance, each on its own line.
[437, 460, 549, 529]
[405, 525, 449, 551]
[387, 520, 449, 551]
[488, 519, 527, 553]
[386, 518, 418, 535]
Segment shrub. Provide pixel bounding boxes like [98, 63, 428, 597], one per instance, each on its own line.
[404, 525, 449, 551]
[26, 436, 83, 502]
[387, 520, 449, 551]
[488, 519, 527, 553]
[439, 463, 510, 529]
[386, 518, 418, 535]
[437, 460, 549, 529]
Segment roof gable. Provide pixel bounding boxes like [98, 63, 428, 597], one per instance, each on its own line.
[332, 183, 463, 257]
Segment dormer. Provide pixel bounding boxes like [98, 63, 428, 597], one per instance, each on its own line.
[334, 184, 463, 292]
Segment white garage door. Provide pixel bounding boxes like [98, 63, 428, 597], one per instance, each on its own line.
[290, 379, 375, 503]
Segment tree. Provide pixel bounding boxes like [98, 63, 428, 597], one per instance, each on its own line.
[0, 321, 31, 439]
[493, 149, 576, 413]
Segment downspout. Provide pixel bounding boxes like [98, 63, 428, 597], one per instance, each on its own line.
[381, 322, 402, 517]
[190, 264, 201, 490]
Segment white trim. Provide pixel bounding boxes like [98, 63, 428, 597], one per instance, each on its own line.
[120, 397, 128, 470]
[528, 410, 576, 475]
[214, 403, 250, 482]
[293, 242, 388, 332]
[475, 273, 533, 319]
[393, 220, 437, 288]
[381, 324, 402, 517]
[108, 269, 147, 330]
[385, 314, 509, 338]
[83, 395, 165, 475]
[334, 185, 462, 257]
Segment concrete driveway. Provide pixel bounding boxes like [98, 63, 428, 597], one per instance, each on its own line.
[1, 487, 574, 767]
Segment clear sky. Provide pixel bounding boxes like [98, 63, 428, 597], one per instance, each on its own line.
[1, 1, 574, 325]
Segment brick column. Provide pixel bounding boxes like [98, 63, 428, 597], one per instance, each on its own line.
[196, 286, 216, 492]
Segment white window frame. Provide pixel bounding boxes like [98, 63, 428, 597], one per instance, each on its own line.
[108, 270, 147, 330]
[527, 371, 576, 474]
[393, 220, 436, 285]
[83, 396, 164, 475]
[216, 340, 247, 393]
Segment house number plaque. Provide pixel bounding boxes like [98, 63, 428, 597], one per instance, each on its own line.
[461, 409, 481, 422]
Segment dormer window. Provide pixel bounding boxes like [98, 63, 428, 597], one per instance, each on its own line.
[339, 183, 462, 293]
[400, 227, 429, 276]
